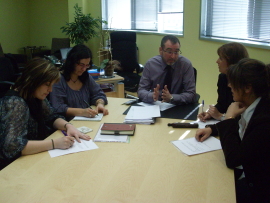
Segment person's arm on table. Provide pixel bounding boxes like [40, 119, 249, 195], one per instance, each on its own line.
[95, 99, 109, 115]
[66, 107, 98, 118]
[87, 75, 109, 115]
[53, 118, 91, 142]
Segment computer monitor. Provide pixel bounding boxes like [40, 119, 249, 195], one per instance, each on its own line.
[60, 47, 72, 61]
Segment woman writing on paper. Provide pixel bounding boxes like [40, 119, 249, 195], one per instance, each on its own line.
[0, 58, 90, 170]
[195, 59, 270, 202]
[50, 44, 108, 121]
[198, 42, 249, 122]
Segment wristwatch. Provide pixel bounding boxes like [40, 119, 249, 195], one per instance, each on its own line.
[220, 113, 225, 121]
[170, 96, 174, 103]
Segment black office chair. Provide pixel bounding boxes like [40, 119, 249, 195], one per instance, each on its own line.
[110, 31, 142, 92]
[51, 38, 70, 60]
[193, 67, 200, 102]
[0, 57, 17, 98]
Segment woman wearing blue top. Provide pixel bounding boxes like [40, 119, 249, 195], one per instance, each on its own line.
[50, 44, 109, 121]
[196, 59, 270, 202]
[0, 58, 90, 170]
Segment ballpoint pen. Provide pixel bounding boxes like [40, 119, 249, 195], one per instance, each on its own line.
[61, 130, 68, 136]
[83, 100, 93, 110]
[83, 100, 98, 116]
[201, 100, 204, 113]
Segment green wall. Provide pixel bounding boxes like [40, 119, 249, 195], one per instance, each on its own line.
[0, 0, 29, 54]
[1, 0, 270, 104]
[28, 0, 68, 49]
[86, 0, 270, 104]
[0, 0, 68, 54]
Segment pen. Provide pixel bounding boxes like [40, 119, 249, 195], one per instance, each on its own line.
[61, 130, 68, 136]
[83, 100, 93, 110]
[201, 100, 204, 113]
[83, 99, 98, 116]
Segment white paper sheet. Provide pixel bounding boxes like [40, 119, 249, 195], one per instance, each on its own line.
[171, 137, 222, 156]
[48, 139, 99, 158]
[94, 124, 129, 143]
[191, 119, 220, 129]
[138, 101, 175, 111]
[73, 113, 103, 121]
[125, 105, 160, 119]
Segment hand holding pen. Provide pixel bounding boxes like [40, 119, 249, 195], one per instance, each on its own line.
[197, 100, 211, 122]
[83, 100, 98, 118]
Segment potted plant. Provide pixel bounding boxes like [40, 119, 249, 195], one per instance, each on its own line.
[96, 59, 121, 77]
[60, 4, 107, 45]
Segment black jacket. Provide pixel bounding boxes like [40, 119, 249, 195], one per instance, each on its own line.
[215, 73, 234, 114]
[214, 97, 270, 202]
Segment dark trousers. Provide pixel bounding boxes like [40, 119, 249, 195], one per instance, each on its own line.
[235, 178, 252, 203]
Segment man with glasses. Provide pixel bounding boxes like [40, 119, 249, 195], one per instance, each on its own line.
[138, 35, 196, 105]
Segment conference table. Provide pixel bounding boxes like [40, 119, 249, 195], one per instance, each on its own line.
[0, 97, 235, 203]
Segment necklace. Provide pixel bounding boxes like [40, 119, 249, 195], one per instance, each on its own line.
[70, 78, 78, 83]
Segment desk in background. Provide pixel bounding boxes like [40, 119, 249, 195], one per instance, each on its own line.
[0, 98, 235, 203]
[95, 74, 124, 98]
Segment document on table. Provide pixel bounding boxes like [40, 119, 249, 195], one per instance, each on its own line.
[138, 101, 175, 111]
[171, 137, 222, 156]
[94, 123, 130, 143]
[124, 105, 160, 124]
[125, 105, 160, 119]
[73, 113, 103, 121]
[191, 119, 220, 129]
[48, 139, 99, 158]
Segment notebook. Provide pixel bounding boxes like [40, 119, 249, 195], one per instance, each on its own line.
[73, 113, 103, 121]
[101, 123, 136, 135]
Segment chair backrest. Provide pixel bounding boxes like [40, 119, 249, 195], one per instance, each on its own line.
[110, 31, 140, 74]
[193, 67, 197, 84]
[0, 57, 15, 82]
[0, 43, 4, 57]
[0, 81, 13, 98]
[193, 67, 200, 102]
[51, 38, 70, 55]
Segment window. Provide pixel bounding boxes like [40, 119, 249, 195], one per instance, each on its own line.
[200, 0, 270, 49]
[101, 0, 184, 35]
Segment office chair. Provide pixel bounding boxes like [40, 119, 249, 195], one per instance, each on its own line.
[110, 31, 142, 92]
[193, 67, 200, 102]
[51, 38, 70, 60]
[0, 57, 17, 98]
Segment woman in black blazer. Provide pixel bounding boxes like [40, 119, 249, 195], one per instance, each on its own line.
[198, 42, 249, 122]
[196, 58, 270, 202]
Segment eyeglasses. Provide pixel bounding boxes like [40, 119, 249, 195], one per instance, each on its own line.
[77, 63, 90, 68]
[163, 49, 182, 55]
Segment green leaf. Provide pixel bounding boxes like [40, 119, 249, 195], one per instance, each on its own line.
[60, 3, 107, 45]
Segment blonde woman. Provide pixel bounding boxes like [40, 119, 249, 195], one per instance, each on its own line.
[0, 57, 90, 170]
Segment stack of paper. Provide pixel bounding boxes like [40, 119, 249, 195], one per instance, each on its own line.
[124, 105, 161, 124]
[138, 101, 175, 111]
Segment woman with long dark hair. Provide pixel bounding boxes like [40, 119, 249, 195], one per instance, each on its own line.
[50, 44, 108, 121]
